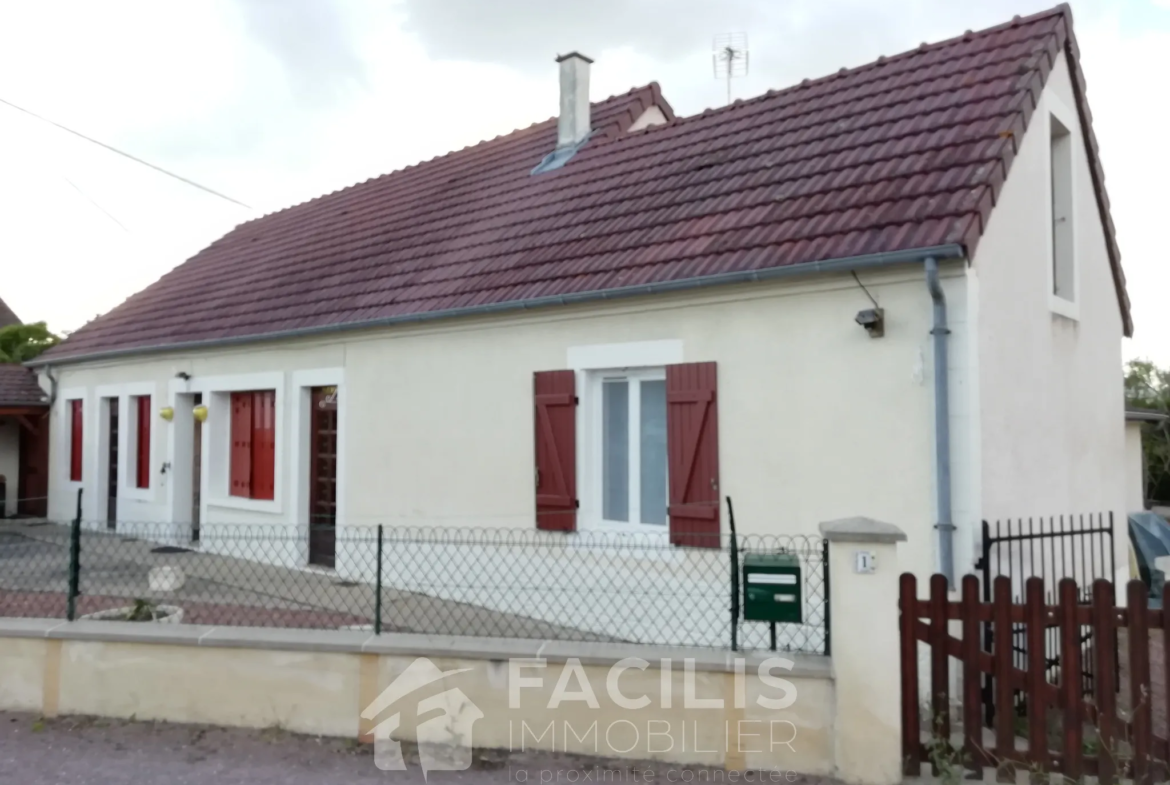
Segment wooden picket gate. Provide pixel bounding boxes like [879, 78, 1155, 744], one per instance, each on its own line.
[901, 573, 1168, 784]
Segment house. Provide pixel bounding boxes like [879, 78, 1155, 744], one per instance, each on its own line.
[1125, 407, 1167, 513]
[27, 6, 1130, 620]
[0, 297, 51, 516]
[0, 296, 20, 330]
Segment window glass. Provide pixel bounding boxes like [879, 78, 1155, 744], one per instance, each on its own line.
[639, 379, 667, 525]
[1050, 114, 1074, 302]
[602, 379, 629, 522]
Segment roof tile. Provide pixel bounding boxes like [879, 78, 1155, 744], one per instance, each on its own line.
[43, 4, 1130, 361]
[0, 365, 48, 406]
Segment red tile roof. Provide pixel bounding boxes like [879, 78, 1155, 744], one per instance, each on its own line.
[0, 365, 48, 407]
[41, 3, 1129, 363]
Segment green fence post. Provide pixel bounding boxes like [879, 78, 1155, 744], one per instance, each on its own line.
[374, 524, 383, 635]
[66, 487, 83, 621]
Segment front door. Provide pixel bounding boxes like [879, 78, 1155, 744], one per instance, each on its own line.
[106, 400, 118, 529]
[308, 386, 338, 567]
[16, 415, 48, 517]
[191, 393, 202, 542]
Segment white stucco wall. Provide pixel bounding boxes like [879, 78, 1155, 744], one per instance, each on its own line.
[1126, 421, 1145, 513]
[41, 267, 964, 641]
[972, 51, 1128, 582]
[0, 418, 18, 516]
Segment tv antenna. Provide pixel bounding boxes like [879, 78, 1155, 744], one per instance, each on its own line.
[712, 33, 749, 105]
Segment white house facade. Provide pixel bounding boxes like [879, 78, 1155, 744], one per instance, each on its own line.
[27, 7, 1133, 640]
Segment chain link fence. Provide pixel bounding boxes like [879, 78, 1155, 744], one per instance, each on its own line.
[0, 496, 828, 653]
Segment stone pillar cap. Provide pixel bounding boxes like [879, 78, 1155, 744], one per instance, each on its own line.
[819, 517, 907, 543]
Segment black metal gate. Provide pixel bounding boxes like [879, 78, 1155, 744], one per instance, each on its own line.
[975, 513, 1116, 725]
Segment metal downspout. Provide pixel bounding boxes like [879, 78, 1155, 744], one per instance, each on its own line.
[45, 365, 59, 406]
[924, 257, 955, 584]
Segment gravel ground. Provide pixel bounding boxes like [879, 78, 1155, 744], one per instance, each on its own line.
[0, 712, 839, 785]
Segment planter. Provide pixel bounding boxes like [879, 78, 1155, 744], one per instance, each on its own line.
[81, 605, 184, 624]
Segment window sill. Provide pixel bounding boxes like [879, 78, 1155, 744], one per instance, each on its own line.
[206, 496, 282, 515]
[119, 485, 155, 502]
[567, 525, 680, 562]
[1049, 294, 1079, 321]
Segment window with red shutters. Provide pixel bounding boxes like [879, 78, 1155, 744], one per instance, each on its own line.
[534, 370, 577, 531]
[135, 395, 151, 488]
[251, 390, 276, 501]
[69, 399, 83, 482]
[666, 362, 720, 548]
[229, 390, 276, 500]
[230, 392, 254, 497]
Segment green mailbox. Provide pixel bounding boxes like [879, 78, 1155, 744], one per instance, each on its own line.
[742, 552, 802, 623]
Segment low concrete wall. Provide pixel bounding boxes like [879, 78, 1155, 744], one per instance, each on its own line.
[0, 619, 834, 774]
[0, 519, 909, 784]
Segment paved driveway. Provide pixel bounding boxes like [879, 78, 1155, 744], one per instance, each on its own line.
[0, 521, 602, 640]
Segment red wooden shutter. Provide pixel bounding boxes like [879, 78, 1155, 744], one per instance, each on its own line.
[69, 400, 83, 481]
[666, 362, 720, 548]
[136, 396, 151, 488]
[230, 392, 254, 498]
[251, 390, 276, 501]
[534, 370, 577, 531]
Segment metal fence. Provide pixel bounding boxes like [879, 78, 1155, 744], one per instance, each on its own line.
[0, 497, 829, 654]
[973, 513, 1117, 726]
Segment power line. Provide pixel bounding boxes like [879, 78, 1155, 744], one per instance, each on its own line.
[0, 96, 252, 209]
[61, 176, 129, 232]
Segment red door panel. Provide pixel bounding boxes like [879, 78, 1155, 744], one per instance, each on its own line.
[534, 370, 577, 532]
[230, 392, 253, 497]
[666, 361, 719, 548]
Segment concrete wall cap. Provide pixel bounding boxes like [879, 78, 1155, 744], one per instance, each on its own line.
[0, 618, 833, 678]
[818, 516, 907, 543]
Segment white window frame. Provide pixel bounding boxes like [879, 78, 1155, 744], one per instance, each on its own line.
[290, 368, 346, 541]
[58, 386, 88, 495]
[117, 382, 158, 500]
[187, 371, 286, 515]
[587, 368, 669, 532]
[1046, 91, 1079, 321]
[568, 340, 683, 536]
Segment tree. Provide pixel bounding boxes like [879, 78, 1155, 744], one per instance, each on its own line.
[0, 321, 60, 363]
[1125, 358, 1170, 504]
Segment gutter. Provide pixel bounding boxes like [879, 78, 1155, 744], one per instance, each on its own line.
[924, 257, 955, 585]
[27, 243, 966, 368]
[1126, 408, 1169, 424]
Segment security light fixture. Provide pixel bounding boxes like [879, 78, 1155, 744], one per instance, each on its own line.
[855, 308, 885, 338]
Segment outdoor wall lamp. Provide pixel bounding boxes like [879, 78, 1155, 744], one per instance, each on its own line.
[159, 407, 174, 422]
[193, 405, 208, 423]
[855, 307, 885, 338]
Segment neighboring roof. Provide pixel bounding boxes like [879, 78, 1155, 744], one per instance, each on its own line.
[0, 365, 49, 407]
[40, 3, 1129, 364]
[1127, 407, 1169, 424]
[0, 297, 19, 329]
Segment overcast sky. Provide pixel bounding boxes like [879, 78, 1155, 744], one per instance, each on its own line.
[1, 1, 1167, 362]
